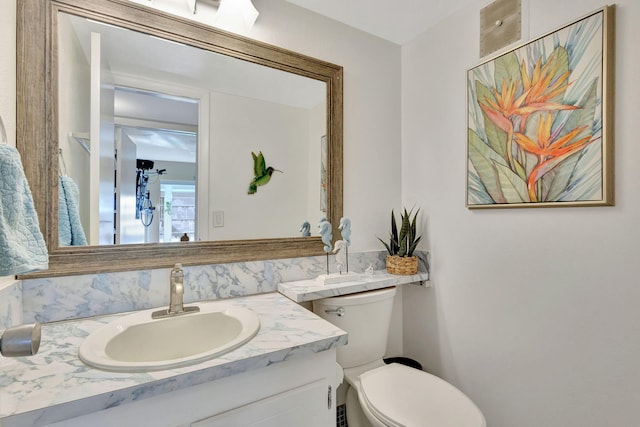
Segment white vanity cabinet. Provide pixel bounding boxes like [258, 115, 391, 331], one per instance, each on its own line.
[43, 350, 337, 427]
[193, 380, 327, 427]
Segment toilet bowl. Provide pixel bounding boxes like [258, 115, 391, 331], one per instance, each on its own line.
[354, 363, 485, 426]
[313, 287, 486, 427]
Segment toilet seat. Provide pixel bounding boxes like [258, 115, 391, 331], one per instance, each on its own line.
[358, 363, 486, 427]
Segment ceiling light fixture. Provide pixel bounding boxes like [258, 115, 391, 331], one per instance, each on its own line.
[185, 0, 221, 15]
[213, 0, 259, 35]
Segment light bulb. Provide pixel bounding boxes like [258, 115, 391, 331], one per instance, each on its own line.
[214, 0, 259, 35]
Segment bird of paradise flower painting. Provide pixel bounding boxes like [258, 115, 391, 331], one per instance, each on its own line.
[467, 7, 614, 208]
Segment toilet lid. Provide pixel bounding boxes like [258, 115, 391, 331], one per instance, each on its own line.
[359, 363, 486, 427]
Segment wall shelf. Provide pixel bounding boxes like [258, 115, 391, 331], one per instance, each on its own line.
[278, 270, 430, 303]
[68, 132, 90, 154]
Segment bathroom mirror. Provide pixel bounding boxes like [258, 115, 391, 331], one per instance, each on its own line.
[57, 12, 329, 246]
[17, 0, 343, 277]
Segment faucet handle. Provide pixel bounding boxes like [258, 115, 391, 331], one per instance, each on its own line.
[1, 323, 42, 357]
[171, 263, 184, 286]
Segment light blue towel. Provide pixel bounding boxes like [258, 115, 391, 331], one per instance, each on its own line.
[59, 176, 87, 246]
[58, 176, 71, 246]
[0, 145, 49, 275]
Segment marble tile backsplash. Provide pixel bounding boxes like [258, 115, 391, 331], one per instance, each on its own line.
[0, 281, 23, 329]
[3, 251, 429, 325]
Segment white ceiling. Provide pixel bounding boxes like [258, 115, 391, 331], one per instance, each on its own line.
[285, 0, 476, 45]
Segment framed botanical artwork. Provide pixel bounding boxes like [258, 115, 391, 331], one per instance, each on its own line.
[466, 6, 614, 208]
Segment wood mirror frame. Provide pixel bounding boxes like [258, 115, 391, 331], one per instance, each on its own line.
[17, 0, 343, 278]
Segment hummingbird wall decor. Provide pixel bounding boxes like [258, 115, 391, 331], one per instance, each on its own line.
[248, 151, 283, 195]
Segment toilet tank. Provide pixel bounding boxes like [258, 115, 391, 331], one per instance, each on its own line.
[313, 287, 396, 369]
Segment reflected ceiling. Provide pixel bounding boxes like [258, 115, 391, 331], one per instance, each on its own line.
[114, 88, 198, 163]
[68, 16, 325, 108]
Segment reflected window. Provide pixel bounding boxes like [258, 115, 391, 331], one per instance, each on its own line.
[159, 183, 196, 242]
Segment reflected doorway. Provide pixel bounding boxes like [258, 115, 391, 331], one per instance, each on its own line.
[111, 86, 199, 245]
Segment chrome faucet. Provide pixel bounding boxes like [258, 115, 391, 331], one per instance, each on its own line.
[152, 263, 199, 319]
[168, 263, 185, 314]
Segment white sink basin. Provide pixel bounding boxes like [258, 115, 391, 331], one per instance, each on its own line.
[79, 301, 260, 372]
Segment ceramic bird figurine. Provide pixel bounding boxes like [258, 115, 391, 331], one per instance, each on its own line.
[300, 221, 311, 237]
[248, 151, 282, 194]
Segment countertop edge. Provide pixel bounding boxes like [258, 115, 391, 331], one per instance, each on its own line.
[277, 271, 431, 302]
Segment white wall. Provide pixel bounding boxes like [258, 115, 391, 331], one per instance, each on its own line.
[0, 1, 15, 145]
[58, 12, 92, 235]
[0, 0, 16, 286]
[209, 92, 309, 240]
[402, 1, 640, 426]
[306, 102, 326, 227]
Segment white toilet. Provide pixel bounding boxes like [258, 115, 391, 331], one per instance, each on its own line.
[313, 287, 486, 427]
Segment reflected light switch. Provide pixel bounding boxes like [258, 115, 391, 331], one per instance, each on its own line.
[213, 211, 224, 227]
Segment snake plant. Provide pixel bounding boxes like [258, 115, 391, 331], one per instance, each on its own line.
[378, 208, 422, 257]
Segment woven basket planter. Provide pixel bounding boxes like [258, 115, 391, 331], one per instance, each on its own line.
[386, 255, 418, 275]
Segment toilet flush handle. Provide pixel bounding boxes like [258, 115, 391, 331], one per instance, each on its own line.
[324, 307, 345, 317]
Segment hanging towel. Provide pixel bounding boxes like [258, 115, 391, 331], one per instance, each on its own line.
[59, 175, 87, 246]
[58, 176, 71, 246]
[0, 145, 48, 275]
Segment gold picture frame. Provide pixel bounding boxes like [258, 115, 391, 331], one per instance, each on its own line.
[466, 6, 615, 208]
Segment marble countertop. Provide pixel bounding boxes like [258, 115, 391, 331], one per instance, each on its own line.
[277, 270, 431, 302]
[0, 292, 347, 426]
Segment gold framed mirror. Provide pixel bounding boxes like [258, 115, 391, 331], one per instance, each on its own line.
[17, 0, 343, 277]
